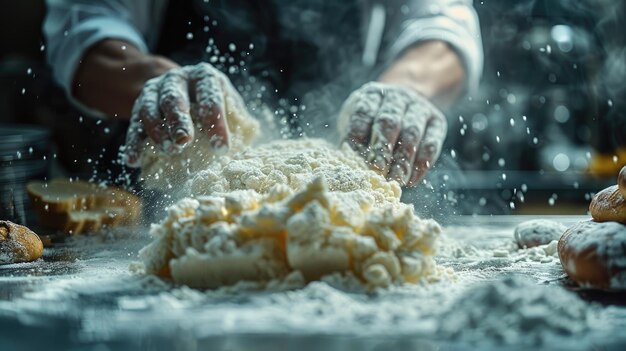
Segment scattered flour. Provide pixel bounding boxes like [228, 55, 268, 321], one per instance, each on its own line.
[439, 276, 591, 345]
[437, 233, 560, 264]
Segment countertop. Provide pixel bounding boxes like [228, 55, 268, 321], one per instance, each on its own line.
[1, 215, 625, 351]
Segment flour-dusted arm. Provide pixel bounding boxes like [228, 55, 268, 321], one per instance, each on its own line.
[340, 0, 483, 187]
[385, 0, 483, 98]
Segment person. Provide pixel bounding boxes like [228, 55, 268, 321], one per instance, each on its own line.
[43, 0, 483, 187]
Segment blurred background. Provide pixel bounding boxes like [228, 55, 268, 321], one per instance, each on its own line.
[1, 0, 626, 223]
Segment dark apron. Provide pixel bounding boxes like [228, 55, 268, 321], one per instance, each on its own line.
[155, 0, 369, 136]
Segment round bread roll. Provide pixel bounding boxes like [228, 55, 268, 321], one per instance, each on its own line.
[589, 185, 626, 223]
[558, 220, 626, 290]
[619, 165, 626, 199]
[0, 220, 44, 264]
[514, 219, 567, 248]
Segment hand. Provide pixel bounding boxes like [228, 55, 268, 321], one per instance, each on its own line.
[123, 62, 239, 167]
[338, 82, 447, 187]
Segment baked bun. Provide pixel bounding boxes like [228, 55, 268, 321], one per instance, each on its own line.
[27, 179, 141, 235]
[619, 165, 626, 199]
[0, 220, 44, 264]
[558, 220, 626, 290]
[589, 185, 626, 223]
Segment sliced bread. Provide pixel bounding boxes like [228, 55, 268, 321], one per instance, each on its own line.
[27, 179, 141, 235]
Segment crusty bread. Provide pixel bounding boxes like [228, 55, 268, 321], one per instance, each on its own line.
[0, 220, 43, 264]
[558, 220, 626, 290]
[619, 165, 626, 199]
[27, 179, 141, 234]
[589, 185, 626, 224]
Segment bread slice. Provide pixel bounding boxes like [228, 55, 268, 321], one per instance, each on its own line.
[27, 179, 141, 235]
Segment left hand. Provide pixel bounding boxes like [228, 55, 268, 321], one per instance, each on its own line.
[338, 82, 447, 187]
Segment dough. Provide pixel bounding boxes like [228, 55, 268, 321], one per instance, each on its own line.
[589, 185, 626, 224]
[558, 220, 626, 289]
[0, 220, 43, 264]
[140, 139, 441, 289]
[514, 219, 567, 248]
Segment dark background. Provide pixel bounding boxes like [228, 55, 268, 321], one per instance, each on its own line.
[1, 0, 625, 219]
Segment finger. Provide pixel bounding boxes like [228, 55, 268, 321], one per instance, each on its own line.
[123, 79, 159, 167]
[407, 109, 447, 186]
[158, 70, 194, 151]
[122, 115, 145, 168]
[388, 102, 429, 185]
[388, 127, 421, 186]
[367, 90, 407, 174]
[188, 63, 229, 154]
[339, 90, 382, 156]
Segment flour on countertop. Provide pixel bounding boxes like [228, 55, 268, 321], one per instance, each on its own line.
[439, 276, 591, 345]
[437, 233, 561, 264]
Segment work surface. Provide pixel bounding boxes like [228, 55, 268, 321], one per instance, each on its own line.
[1, 215, 625, 351]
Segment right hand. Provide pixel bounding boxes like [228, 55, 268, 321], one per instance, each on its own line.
[123, 62, 239, 167]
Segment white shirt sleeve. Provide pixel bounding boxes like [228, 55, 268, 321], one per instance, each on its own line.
[388, 0, 484, 95]
[43, 0, 152, 116]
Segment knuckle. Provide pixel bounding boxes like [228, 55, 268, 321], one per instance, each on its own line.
[195, 62, 214, 72]
[376, 114, 400, 129]
[159, 92, 179, 107]
[402, 126, 422, 144]
[163, 69, 186, 81]
[138, 105, 156, 121]
[421, 142, 439, 159]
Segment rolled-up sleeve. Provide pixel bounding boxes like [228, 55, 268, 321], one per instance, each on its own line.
[43, 0, 148, 99]
[389, 0, 484, 95]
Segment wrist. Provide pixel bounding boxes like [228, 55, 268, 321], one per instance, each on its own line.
[73, 40, 178, 118]
[378, 41, 464, 109]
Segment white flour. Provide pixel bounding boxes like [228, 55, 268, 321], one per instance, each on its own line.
[437, 231, 561, 264]
[439, 276, 591, 345]
[140, 139, 440, 289]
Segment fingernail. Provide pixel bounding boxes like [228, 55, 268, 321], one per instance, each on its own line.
[174, 128, 191, 145]
[124, 153, 139, 168]
[389, 165, 407, 185]
[368, 153, 387, 173]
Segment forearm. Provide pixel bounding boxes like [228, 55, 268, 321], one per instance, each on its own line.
[72, 39, 178, 119]
[378, 40, 465, 110]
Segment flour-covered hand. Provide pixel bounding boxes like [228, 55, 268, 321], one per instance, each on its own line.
[338, 82, 447, 187]
[123, 63, 240, 167]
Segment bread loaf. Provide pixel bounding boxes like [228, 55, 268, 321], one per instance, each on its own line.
[0, 220, 43, 264]
[27, 179, 141, 234]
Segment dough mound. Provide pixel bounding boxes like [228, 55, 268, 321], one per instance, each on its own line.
[187, 139, 401, 204]
[558, 220, 626, 289]
[140, 139, 440, 289]
[514, 219, 567, 248]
